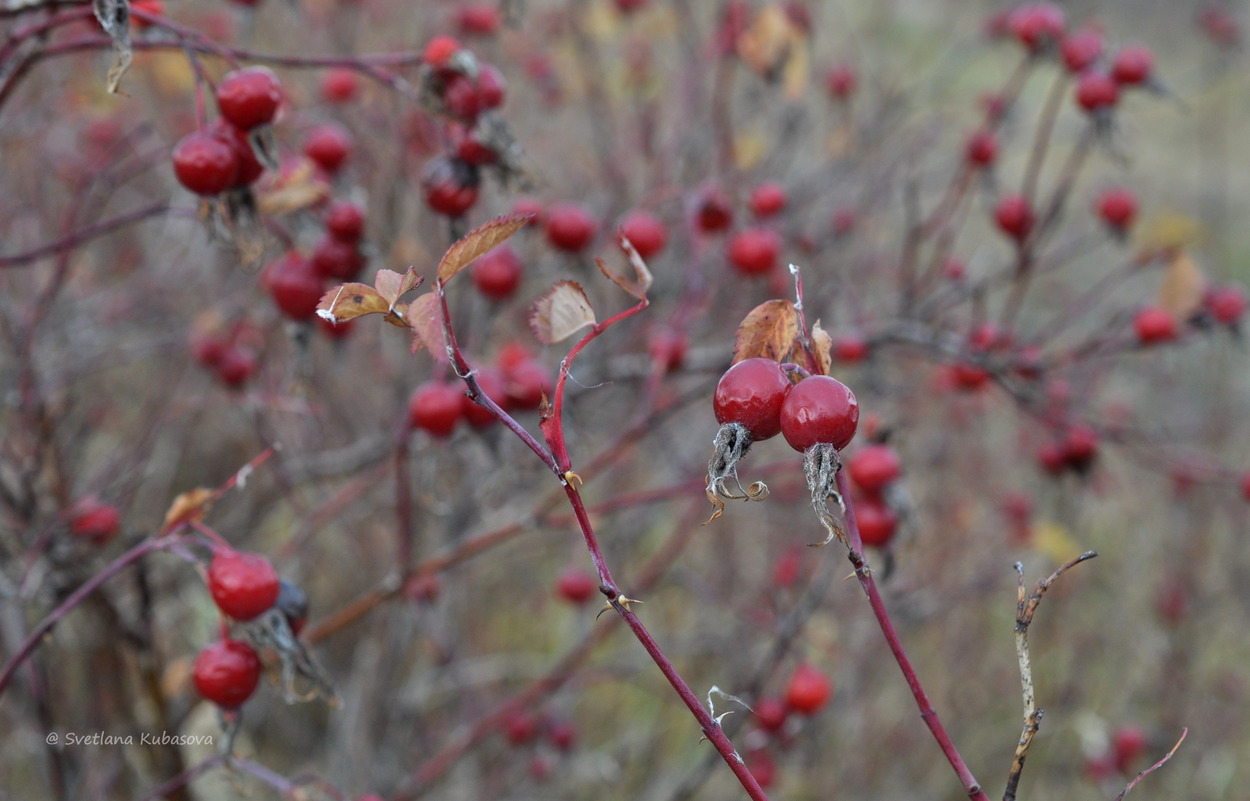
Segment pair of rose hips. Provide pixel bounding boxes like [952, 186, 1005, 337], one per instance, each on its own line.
[712, 358, 859, 452]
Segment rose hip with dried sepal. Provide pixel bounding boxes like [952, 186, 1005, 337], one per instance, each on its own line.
[193, 638, 262, 709]
[706, 358, 793, 514]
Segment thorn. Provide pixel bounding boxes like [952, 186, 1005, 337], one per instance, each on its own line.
[563, 470, 583, 489]
[596, 594, 644, 618]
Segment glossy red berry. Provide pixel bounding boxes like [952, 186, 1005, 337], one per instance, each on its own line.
[462, 367, 510, 428]
[854, 495, 899, 547]
[749, 182, 788, 219]
[409, 381, 464, 437]
[172, 130, 239, 196]
[695, 185, 733, 233]
[216, 66, 282, 130]
[324, 200, 366, 242]
[556, 568, 597, 604]
[303, 123, 353, 174]
[207, 549, 280, 621]
[1075, 70, 1119, 113]
[320, 67, 360, 104]
[848, 444, 902, 493]
[780, 375, 860, 452]
[1135, 306, 1177, 344]
[784, 663, 832, 714]
[193, 638, 262, 708]
[727, 226, 782, 276]
[1095, 187, 1137, 232]
[994, 194, 1034, 242]
[69, 498, 121, 544]
[824, 63, 857, 101]
[618, 209, 669, 259]
[264, 251, 324, 321]
[209, 119, 264, 187]
[1006, 3, 1065, 52]
[423, 157, 480, 217]
[713, 358, 792, 441]
[1111, 46, 1154, 86]
[471, 245, 523, 301]
[1060, 28, 1103, 73]
[544, 204, 597, 252]
[1204, 284, 1247, 325]
[965, 129, 998, 168]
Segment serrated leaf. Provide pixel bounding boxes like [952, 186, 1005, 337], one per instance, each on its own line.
[596, 238, 653, 301]
[530, 281, 597, 344]
[317, 283, 397, 325]
[374, 267, 424, 308]
[437, 212, 533, 283]
[811, 320, 833, 376]
[1157, 251, 1206, 321]
[407, 292, 448, 361]
[733, 299, 799, 363]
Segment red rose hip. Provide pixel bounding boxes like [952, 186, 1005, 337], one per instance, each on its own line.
[780, 375, 860, 452]
[713, 357, 793, 441]
[193, 638, 262, 708]
[207, 549, 280, 621]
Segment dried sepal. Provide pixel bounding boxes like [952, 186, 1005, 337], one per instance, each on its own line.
[530, 280, 597, 344]
[597, 236, 654, 300]
[93, 0, 133, 94]
[705, 422, 769, 523]
[161, 487, 213, 532]
[437, 212, 533, 284]
[733, 299, 800, 364]
[245, 609, 336, 706]
[811, 320, 833, 377]
[803, 442, 847, 547]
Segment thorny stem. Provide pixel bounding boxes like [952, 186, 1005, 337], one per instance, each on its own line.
[1004, 552, 1098, 801]
[836, 470, 991, 801]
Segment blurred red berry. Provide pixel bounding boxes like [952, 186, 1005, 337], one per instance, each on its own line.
[784, 663, 832, 714]
[1075, 70, 1119, 113]
[994, 194, 1034, 241]
[409, 381, 464, 437]
[471, 245, 524, 301]
[264, 251, 324, 321]
[965, 129, 998, 168]
[1095, 187, 1137, 233]
[1007, 3, 1066, 52]
[1134, 306, 1177, 344]
[320, 67, 360, 104]
[69, 498, 121, 544]
[727, 226, 782, 276]
[216, 66, 282, 130]
[556, 568, 597, 604]
[1111, 46, 1154, 86]
[545, 204, 597, 252]
[303, 123, 353, 173]
[1060, 28, 1103, 73]
[1204, 284, 1247, 326]
[749, 182, 788, 219]
[618, 209, 669, 259]
[824, 63, 857, 101]
[848, 444, 902, 493]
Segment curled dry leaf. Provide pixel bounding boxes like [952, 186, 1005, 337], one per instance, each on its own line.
[733, 299, 800, 363]
[161, 487, 214, 532]
[530, 281, 597, 344]
[1157, 251, 1207, 321]
[437, 212, 534, 284]
[407, 292, 448, 361]
[596, 237, 653, 301]
[257, 159, 332, 216]
[810, 321, 833, 376]
[93, 0, 133, 94]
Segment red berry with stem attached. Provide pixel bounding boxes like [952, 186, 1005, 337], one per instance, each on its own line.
[1111, 46, 1154, 86]
[264, 251, 324, 321]
[1135, 306, 1177, 344]
[784, 663, 832, 714]
[1075, 70, 1119, 113]
[780, 375, 860, 452]
[618, 209, 669, 259]
[965, 128, 998, 168]
[216, 66, 282, 130]
[462, 368, 510, 428]
[1060, 28, 1103, 73]
[824, 63, 857, 101]
[848, 444, 902, 493]
[713, 357, 793, 441]
[303, 123, 352, 174]
[545, 203, 597, 252]
[193, 638, 262, 708]
[749, 182, 788, 219]
[855, 495, 899, 547]
[471, 244, 523, 301]
[556, 568, 597, 604]
[207, 549, 280, 621]
[172, 130, 239, 196]
[994, 194, 1035, 242]
[423, 157, 480, 217]
[69, 498, 121, 544]
[1205, 284, 1247, 325]
[320, 67, 360, 104]
[324, 200, 366, 242]
[408, 381, 464, 437]
[1095, 187, 1137, 232]
[727, 226, 782, 276]
[1007, 2, 1065, 52]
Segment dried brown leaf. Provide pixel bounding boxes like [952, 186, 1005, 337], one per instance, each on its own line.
[811, 320, 833, 376]
[1157, 251, 1207, 321]
[317, 284, 389, 323]
[735, 3, 802, 82]
[256, 159, 331, 216]
[374, 267, 424, 307]
[529, 281, 597, 344]
[733, 299, 799, 363]
[407, 292, 447, 360]
[437, 212, 533, 283]
[162, 487, 213, 531]
[596, 238, 653, 300]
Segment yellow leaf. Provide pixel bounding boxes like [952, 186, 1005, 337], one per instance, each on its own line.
[1031, 520, 1082, 565]
[733, 133, 767, 172]
[1157, 251, 1206, 321]
[162, 488, 213, 531]
[1133, 212, 1204, 259]
[529, 281, 597, 344]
